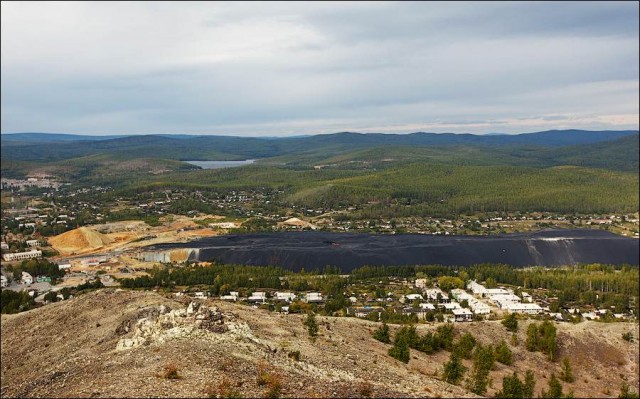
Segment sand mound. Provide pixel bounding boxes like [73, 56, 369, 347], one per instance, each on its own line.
[49, 227, 114, 255]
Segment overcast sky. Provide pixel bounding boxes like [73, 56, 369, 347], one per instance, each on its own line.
[1, 1, 638, 136]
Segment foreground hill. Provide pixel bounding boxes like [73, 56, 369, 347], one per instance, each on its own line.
[1, 289, 637, 398]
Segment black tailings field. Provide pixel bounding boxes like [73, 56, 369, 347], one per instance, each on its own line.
[145, 229, 639, 272]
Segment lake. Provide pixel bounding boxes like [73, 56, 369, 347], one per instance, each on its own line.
[185, 160, 256, 169]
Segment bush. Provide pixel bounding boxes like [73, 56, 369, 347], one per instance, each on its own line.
[206, 375, 242, 398]
[304, 313, 319, 338]
[358, 381, 373, 397]
[263, 372, 283, 399]
[388, 335, 410, 363]
[443, 352, 467, 384]
[466, 344, 495, 395]
[495, 340, 513, 365]
[502, 313, 518, 332]
[287, 350, 301, 361]
[560, 357, 574, 383]
[622, 332, 634, 342]
[162, 362, 180, 379]
[373, 322, 391, 344]
[526, 321, 558, 361]
[453, 332, 477, 359]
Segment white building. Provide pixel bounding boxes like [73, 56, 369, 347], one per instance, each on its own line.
[424, 288, 449, 303]
[26, 239, 40, 247]
[467, 280, 487, 296]
[248, 291, 267, 303]
[469, 301, 491, 315]
[490, 293, 521, 309]
[0, 242, 9, 250]
[0, 275, 7, 288]
[452, 308, 474, 322]
[441, 302, 462, 311]
[401, 293, 424, 303]
[21, 271, 33, 285]
[521, 292, 532, 303]
[275, 292, 297, 302]
[58, 262, 72, 270]
[304, 292, 324, 303]
[3, 250, 42, 262]
[419, 303, 436, 310]
[415, 278, 428, 289]
[220, 291, 239, 301]
[504, 302, 543, 315]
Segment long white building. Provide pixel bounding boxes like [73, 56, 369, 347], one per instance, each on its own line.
[2, 250, 42, 262]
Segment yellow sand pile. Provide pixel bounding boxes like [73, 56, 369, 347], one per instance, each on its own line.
[49, 227, 114, 255]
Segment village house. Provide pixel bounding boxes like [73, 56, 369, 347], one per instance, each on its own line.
[2, 249, 42, 262]
[419, 303, 436, 311]
[400, 293, 423, 303]
[414, 278, 428, 289]
[247, 291, 267, 303]
[353, 306, 383, 318]
[304, 292, 324, 303]
[220, 291, 239, 301]
[424, 288, 450, 303]
[21, 271, 34, 285]
[452, 308, 474, 322]
[504, 302, 543, 314]
[441, 302, 462, 311]
[57, 261, 72, 270]
[274, 292, 297, 302]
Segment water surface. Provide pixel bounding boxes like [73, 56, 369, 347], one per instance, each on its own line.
[185, 160, 256, 169]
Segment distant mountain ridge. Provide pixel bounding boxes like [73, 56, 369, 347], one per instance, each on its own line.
[1, 129, 637, 163]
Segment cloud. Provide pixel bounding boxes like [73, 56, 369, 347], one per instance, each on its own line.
[1, 1, 638, 135]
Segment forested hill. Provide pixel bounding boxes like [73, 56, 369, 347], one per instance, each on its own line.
[1, 129, 637, 163]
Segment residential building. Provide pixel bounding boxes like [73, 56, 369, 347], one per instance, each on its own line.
[452, 308, 474, 322]
[220, 291, 239, 301]
[26, 239, 40, 247]
[504, 302, 543, 315]
[304, 292, 324, 303]
[2, 250, 42, 262]
[0, 275, 7, 288]
[248, 291, 267, 303]
[274, 292, 297, 302]
[21, 271, 33, 285]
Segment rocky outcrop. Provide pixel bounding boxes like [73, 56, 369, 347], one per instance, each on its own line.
[116, 301, 255, 351]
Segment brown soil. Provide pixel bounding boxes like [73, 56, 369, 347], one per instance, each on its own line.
[49, 227, 114, 256]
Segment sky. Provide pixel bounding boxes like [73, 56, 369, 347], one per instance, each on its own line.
[1, 1, 639, 136]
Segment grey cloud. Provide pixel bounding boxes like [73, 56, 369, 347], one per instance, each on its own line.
[1, 2, 638, 135]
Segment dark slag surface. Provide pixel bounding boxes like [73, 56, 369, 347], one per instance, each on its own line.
[144, 229, 639, 272]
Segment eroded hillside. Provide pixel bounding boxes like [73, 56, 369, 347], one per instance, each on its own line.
[1, 289, 637, 398]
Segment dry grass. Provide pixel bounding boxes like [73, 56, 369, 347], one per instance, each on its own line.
[161, 362, 180, 380]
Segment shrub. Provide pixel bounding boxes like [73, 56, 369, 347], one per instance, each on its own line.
[373, 322, 391, 344]
[560, 357, 574, 383]
[466, 344, 495, 395]
[256, 361, 270, 386]
[495, 340, 513, 365]
[162, 362, 180, 379]
[453, 332, 477, 359]
[358, 381, 373, 397]
[304, 313, 319, 338]
[206, 375, 242, 398]
[388, 335, 410, 363]
[442, 352, 467, 385]
[287, 350, 301, 361]
[263, 372, 283, 399]
[622, 332, 634, 342]
[502, 313, 518, 332]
